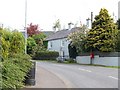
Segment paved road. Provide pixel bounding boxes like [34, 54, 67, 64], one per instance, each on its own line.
[31, 61, 118, 88]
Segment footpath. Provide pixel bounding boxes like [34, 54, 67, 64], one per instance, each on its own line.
[24, 61, 66, 88]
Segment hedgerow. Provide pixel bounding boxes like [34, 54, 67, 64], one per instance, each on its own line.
[33, 51, 59, 60]
[1, 28, 32, 90]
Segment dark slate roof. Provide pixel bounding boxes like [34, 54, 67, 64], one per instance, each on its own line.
[46, 27, 81, 41]
[42, 31, 54, 37]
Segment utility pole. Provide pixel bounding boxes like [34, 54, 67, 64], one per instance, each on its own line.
[25, 0, 27, 54]
[91, 12, 93, 28]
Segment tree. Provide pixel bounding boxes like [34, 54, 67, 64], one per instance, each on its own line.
[27, 37, 37, 55]
[68, 25, 88, 53]
[117, 19, 120, 30]
[0, 29, 25, 60]
[32, 33, 46, 51]
[115, 19, 120, 51]
[10, 31, 25, 54]
[53, 19, 61, 31]
[85, 8, 117, 52]
[27, 23, 40, 37]
[68, 43, 77, 59]
[115, 30, 120, 52]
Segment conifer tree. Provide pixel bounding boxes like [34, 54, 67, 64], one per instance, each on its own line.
[85, 8, 117, 52]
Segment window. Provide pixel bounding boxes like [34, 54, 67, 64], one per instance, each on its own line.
[61, 40, 64, 47]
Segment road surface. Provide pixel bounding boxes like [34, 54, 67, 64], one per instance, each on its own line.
[30, 61, 119, 88]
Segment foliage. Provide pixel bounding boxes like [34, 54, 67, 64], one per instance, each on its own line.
[68, 26, 88, 53]
[68, 43, 77, 59]
[2, 61, 25, 89]
[27, 37, 37, 55]
[32, 33, 46, 45]
[2, 54, 32, 90]
[0, 29, 25, 59]
[117, 19, 120, 30]
[10, 31, 25, 54]
[115, 30, 120, 52]
[67, 58, 76, 63]
[0, 29, 11, 60]
[85, 8, 118, 52]
[116, 19, 120, 51]
[53, 19, 61, 31]
[32, 33, 47, 52]
[1, 37, 10, 60]
[33, 51, 59, 60]
[27, 23, 40, 37]
[1, 28, 32, 89]
[43, 41, 48, 49]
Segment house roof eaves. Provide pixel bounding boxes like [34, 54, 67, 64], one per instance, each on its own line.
[46, 37, 67, 41]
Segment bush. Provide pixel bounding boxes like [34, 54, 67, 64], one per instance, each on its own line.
[68, 44, 77, 59]
[2, 61, 25, 89]
[27, 37, 37, 55]
[67, 58, 76, 63]
[1, 28, 33, 90]
[2, 54, 32, 90]
[33, 51, 59, 60]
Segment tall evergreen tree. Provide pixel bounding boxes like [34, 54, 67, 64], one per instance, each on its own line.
[85, 8, 117, 52]
[117, 19, 120, 30]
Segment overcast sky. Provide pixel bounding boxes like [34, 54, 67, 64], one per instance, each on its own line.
[0, 0, 119, 31]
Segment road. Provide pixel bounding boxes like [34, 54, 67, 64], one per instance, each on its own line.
[34, 61, 118, 88]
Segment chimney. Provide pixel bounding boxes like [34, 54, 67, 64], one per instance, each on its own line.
[68, 22, 73, 30]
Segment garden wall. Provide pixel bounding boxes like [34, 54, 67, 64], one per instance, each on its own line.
[76, 52, 120, 66]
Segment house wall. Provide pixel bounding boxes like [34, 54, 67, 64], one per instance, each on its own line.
[48, 38, 70, 59]
[76, 55, 119, 66]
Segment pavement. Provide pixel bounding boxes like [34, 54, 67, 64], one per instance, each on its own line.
[25, 61, 67, 88]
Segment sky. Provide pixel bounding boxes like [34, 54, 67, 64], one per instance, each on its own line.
[0, 0, 119, 31]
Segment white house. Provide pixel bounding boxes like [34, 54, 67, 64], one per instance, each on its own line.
[46, 27, 84, 59]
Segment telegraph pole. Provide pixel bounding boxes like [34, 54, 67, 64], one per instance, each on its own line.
[25, 0, 27, 54]
[91, 12, 93, 28]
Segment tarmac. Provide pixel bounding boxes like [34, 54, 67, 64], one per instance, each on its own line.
[25, 61, 67, 88]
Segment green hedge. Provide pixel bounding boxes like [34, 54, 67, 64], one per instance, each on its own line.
[33, 51, 59, 60]
[2, 54, 32, 90]
[1, 28, 33, 90]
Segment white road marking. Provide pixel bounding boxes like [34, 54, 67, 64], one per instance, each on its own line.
[85, 70, 92, 72]
[78, 68, 85, 71]
[78, 68, 92, 72]
[108, 76, 118, 80]
[52, 64, 64, 67]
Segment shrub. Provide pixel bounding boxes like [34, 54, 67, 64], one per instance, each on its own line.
[33, 51, 59, 60]
[27, 37, 37, 55]
[1, 28, 33, 90]
[2, 54, 32, 90]
[68, 44, 77, 59]
[67, 58, 76, 63]
[2, 61, 25, 89]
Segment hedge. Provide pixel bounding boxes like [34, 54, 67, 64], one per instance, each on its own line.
[2, 54, 32, 90]
[33, 51, 59, 60]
